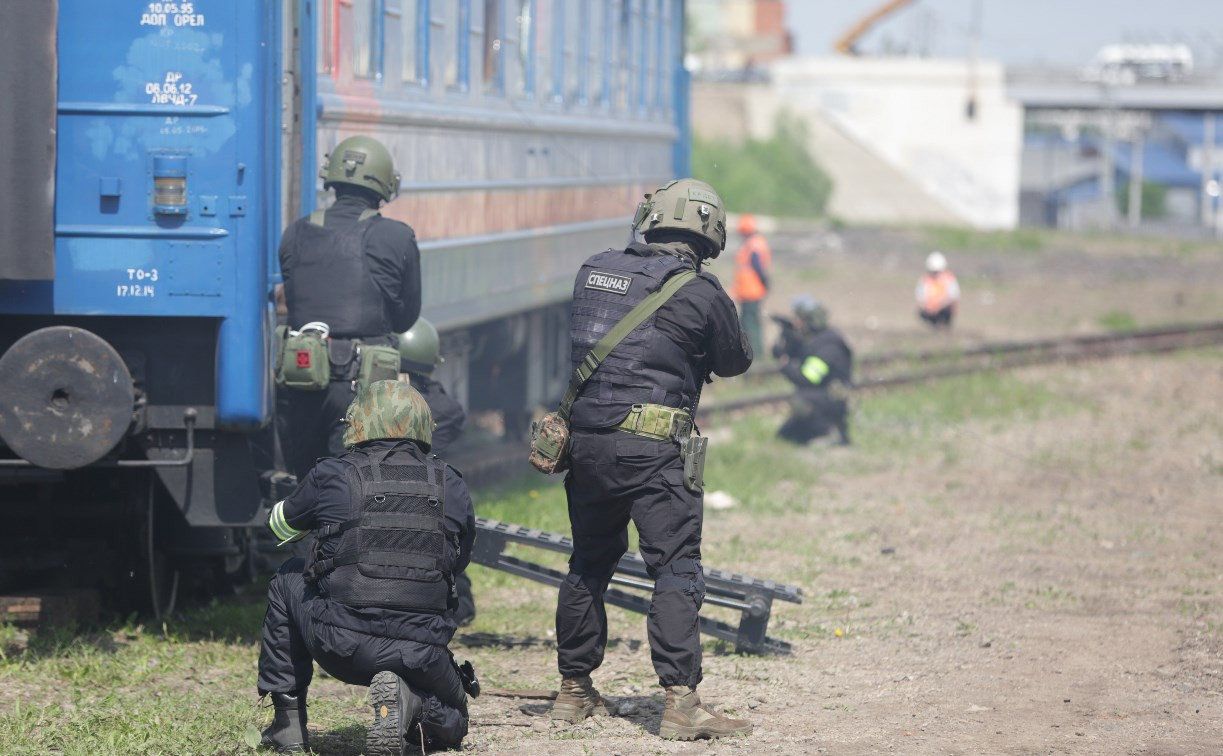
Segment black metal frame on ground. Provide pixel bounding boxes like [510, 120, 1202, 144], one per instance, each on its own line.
[472, 517, 802, 655]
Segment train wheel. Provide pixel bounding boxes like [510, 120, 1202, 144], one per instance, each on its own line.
[142, 473, 180, 619]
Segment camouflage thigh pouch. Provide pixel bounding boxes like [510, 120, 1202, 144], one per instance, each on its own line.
[528, 411, 571, 474]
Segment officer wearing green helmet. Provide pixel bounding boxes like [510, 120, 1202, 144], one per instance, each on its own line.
[397, 318, 476, 626]
[277, 135, 422, 481]
[549, 179, 754, 740]
[257, 380, 477, 754]
[772, 294, 853, 445]
[398, 318, 466, 458]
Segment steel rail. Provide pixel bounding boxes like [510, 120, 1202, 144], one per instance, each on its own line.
[700, 322, 1223, 417]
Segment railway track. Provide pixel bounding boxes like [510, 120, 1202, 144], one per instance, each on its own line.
[699, 321, 1223, 417]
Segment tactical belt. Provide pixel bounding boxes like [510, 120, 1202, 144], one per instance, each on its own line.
[615, 403, 693, 442]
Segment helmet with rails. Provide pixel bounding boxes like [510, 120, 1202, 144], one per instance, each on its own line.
[792, 294, 829, 331]
[398, 318, 442, 376]
[925, 251, 948, 273]
[632, 178, 728, 259]
[342, 379, 435, 451]
[320, 135, 401, 201]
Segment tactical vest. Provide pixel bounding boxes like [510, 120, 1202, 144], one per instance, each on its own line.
[284, 213, 390, 338]
[307, 444, 453, 612]
[568, 243, 697, 429]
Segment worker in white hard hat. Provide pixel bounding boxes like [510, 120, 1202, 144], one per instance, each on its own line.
[916, 251, 960, 329]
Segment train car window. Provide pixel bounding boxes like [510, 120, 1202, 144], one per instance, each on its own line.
[400, 0, 422, 82]
[535, 0, 554, 102]
[509, 0, 533, 98]
[354, 0, 376, 79]
[644, 0, 659, 115]
[480, 0, 503, 94]
[563, 0, 582, 104]
[589, 0, 608, 107]
[319, 0, 335, 74]
[657, 0, 671, 116]
[432, 0, 462, 89]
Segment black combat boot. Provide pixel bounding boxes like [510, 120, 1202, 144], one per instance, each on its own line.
[368, 670, 424, 756]
[261, 690, 308, 753]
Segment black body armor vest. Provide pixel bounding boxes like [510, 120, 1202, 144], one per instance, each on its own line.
[285, 216, 391, 339]
[568, 243, 696, 428]
[308, 444, 453, 613]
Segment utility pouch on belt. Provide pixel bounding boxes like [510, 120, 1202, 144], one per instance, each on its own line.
[276, 325, 330, 390]
[680, 435, 708, 494]
[528, 269, 696, 475]
[356, 344, 401, 393]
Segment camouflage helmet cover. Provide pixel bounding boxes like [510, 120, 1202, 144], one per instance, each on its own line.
[632, 178, 728, 258]
[321, 135, 401, 201]
[342, 379, 435, 450]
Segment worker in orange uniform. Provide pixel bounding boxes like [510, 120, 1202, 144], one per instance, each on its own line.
[916, 251, 960, 329]
[731, 214, 772, 355]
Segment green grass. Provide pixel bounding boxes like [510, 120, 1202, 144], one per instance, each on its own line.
[1097, 309, 1138, 331]
[693, 111, 833, 218]
[0, 367, 1091, 752]
[923, 226, 1047, 254]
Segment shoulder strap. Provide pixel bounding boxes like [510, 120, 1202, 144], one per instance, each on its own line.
[558, 269, 696, 420]
[307, 208, 380, 227]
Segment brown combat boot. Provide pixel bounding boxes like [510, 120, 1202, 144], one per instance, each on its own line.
[549, 675, 617, 723]
[660, 686, 752, 740]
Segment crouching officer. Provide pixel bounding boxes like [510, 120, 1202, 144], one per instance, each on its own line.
[398, 318, 476, 626]
[551, 179, 755, 740]
[277, 135, 422, 482]
[257, 380, 477, 754]
[773, 295, 853, 445]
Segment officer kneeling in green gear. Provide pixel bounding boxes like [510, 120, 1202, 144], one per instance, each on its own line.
[772, 295, 853, 446]
[551, 179, 755, 740]
[257, 380, 477, 754]
[398, 318, 475, 626]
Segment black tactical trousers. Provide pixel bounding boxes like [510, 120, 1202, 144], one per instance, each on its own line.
[277, 381, 356, 481]
[258, 559, 468, 748]
[556, 428, 706, 688]
[778, 391, 849, 445]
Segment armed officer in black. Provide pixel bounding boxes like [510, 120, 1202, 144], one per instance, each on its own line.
[773, 295, 853, 446]
[278, 136, 421, 481]
[550, 180, 755, 741]
[258, 381, 476, 755]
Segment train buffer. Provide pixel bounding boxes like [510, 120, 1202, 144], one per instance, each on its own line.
[472, 517, 802, 655]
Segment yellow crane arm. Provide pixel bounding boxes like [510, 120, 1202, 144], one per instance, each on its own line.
[833, 0, 919, 55]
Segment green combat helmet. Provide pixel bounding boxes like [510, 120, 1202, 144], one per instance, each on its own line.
[792, 294, 828, 331]
[342, 379, 435, 451]
[632, 178, 728, 258]
[320, 135, 401, 201]
[398, 318, 442, 376]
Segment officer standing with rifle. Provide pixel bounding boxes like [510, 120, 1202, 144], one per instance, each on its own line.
[772, 295, 853, 446]
[398, 317, 476, 626]
[544, 179, 755, 740]
[277, 136, 421, 481]
[258, 380, 478, 755]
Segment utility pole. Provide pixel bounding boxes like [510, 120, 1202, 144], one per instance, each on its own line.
[1202, 112, 1215, 228]
[1127, 131, 1144, 227]
[965, 0, 981, 121]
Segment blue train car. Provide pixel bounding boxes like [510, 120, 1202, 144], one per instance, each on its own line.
[0, 1, 689, 612]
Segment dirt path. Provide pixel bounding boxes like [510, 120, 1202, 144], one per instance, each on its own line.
[439, 234, 1223, 754]
[444, 351, 1223, 754]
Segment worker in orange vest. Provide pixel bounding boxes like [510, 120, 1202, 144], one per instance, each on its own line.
[916, 251, 960, 329]
[731, 214, 772, 355]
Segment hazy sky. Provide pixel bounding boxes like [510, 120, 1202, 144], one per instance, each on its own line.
[787, 0, 1223, 68]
